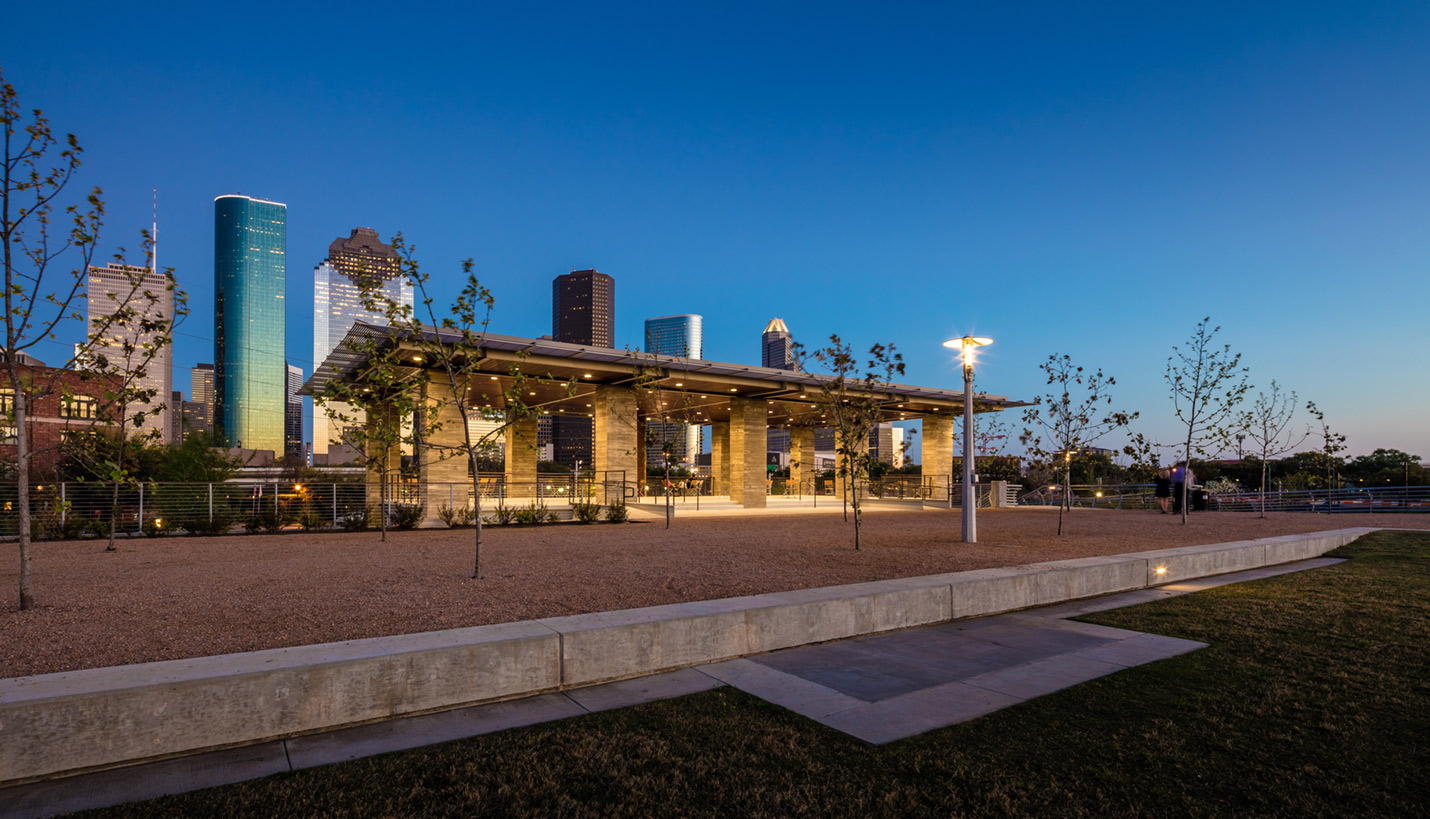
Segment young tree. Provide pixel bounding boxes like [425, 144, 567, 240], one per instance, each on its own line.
[2, 69, 179, 607]
[1305, 401, 1348, 497]
[73, 254, 186, 550]
[794, 335, 904, 551]
[1020, 354, 1137, 535]
[1165, 317, 1249, 523]
[1237, 381, 1307, 518]
[387, 237, 570, 578]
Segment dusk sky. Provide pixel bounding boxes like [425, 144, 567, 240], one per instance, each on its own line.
[8, 1, 1428, 461]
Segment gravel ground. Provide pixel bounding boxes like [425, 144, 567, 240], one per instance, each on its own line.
[4, 508, 1427, 679]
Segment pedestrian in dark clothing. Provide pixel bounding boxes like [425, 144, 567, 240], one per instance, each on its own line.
[1155, 468, 1172, 513]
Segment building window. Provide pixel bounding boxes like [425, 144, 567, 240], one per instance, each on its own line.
[61, 395, 99, 420]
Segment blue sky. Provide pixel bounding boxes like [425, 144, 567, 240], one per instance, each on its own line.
[8, 1, 1428, 460]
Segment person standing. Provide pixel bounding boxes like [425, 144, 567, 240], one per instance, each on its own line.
[1170, 462, 1187, 514]
[1155, 468, 1172, 514]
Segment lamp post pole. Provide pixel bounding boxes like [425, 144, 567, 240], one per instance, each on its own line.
[943, 335, 991, 544]
[962, 357, 976, 542]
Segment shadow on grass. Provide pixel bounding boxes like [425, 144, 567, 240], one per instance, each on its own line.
[80, 532, 1429, 818]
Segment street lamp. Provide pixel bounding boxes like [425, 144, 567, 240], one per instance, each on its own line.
[942, 335, 992, 542]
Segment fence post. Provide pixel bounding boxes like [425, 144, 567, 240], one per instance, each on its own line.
[331, 483, 338, 527]
[60, 482, 67, 528]
[208, 483, 213, 523]
[138, 483, 144, 531]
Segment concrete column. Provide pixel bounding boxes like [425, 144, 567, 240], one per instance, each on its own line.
[504, 414, 539, 500]
[789, 426, 816, 495]
[990, 480, 1009, 508]
[710, 421, 729, 496]
[593, 386, 639, 492]
[364, 405, 404, 509]
[727, 398, 767, 509]
[420, 383, 469, 525]
[636, 417, 647, 497]
[922, 414, 955, 507]
[834, 427, 870, 503]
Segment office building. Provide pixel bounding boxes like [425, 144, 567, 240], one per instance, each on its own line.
[550, 269, 614, 469]
[761, 317, 794, 370]
[553, 269, 614, 347]
[285, 363, 303, 458]
[85, 263, 173, 443]
[311, 228, 411, 455]
[644, 314, 702, 466]
[214, 194, 286, 453]
[190, 364, 214, 436]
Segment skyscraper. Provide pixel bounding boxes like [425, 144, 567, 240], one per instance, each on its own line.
[85, 263, 173, 443]
[762, 318, 794, 369]
[191, 363, 214, 436]
[311, 228, 411, 455]
[550, 269, 614, 469]
[644, 314, 702, 466]
[553, 269, 614, 347]
[762, 318, 795, 455]
[285, 363, 303, 458]
[214, 194, 286, 452]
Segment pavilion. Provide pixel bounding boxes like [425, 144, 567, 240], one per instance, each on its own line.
[304, 322, 1027, 518]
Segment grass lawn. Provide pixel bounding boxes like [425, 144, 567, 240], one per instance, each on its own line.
[80, 531, 1429, 817]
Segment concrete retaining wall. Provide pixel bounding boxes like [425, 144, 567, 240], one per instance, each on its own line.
[0, 527, 1376, 785]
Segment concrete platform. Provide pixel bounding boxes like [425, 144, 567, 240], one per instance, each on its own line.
[0, 556, 1348, 818]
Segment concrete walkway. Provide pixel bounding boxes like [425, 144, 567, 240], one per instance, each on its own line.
[0, 556, 1343, 819]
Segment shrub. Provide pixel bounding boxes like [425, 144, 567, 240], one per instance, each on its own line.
[340, 507, 372, 532]
[298, 509, 327, 531]
[485, 505, 516, 525]
[390, 504, 425, 530]
[512, 504, 542, 525]
[572, 501, 602, 524]
[438, 504, 476, 528]
[182, 508, 237, 537]
[605, 502, 629, 523]
[84, 518, 111, 538]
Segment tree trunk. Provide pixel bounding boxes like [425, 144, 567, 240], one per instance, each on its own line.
[16, 387, 34, 610]
[1259, 458, 1268, 519]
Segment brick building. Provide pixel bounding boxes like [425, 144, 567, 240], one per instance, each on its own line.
[1, 363, 120, 475]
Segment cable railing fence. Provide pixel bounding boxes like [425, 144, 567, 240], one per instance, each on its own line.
[2, 473, 630, 540]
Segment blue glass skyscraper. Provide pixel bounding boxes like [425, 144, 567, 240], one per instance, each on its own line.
[214, 194, 287, 452]
[644, 314, 702, 360]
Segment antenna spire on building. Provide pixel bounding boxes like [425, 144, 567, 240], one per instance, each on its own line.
[151, 189, 158, 273]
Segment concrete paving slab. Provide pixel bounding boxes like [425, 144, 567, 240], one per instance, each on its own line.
[817, 681, 1023, 744]
[755, 633, 1037, 702]
[565, 668, 721, 713]
[0, 741, 289, 819]
[1069, 633, 1207, 668]
[961, 654, 1127, 700]
[285, 693, 586, 770]
[700, 659, 866, 719]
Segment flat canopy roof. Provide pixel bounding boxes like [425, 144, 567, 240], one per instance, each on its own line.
[303, 322, 1029, 425]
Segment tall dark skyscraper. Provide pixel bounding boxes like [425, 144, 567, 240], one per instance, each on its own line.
[285, 363, 303, 459]
[553, 269, 614, 347]
[214, 194, 286, 452]
[762, 318, 794, 369]
[550, 269, 615, 469]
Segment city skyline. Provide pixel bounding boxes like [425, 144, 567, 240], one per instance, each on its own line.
[7, 3, 1429, 459]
